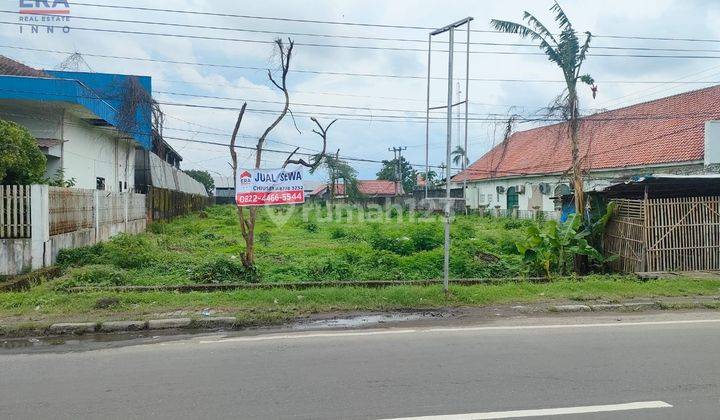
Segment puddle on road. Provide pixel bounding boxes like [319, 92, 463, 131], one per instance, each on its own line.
[291, 312, 446, 330]
[1, 311, 453, 353]
[0, 331, 193, 353]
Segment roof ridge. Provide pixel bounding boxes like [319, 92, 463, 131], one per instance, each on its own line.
[456, 84, 719, 182]
[588, 84, 720, 117]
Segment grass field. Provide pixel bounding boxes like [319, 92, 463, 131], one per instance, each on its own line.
[51, 205, 533, 288]
[2, 276, 720, 329]
[2, 205, 719, 331]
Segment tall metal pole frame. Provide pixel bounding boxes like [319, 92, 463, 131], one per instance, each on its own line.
[443, 27, 454, 294]
[425, 17, 473, 294]
[463, 22, 471, 208]
[424, 34, 432, 199]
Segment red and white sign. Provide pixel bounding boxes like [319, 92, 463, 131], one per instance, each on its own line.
[235, 167, 305, 207]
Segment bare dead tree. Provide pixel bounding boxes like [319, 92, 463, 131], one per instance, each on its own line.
[229, 38, 338, 270]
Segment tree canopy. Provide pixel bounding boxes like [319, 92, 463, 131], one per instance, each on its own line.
[185, 169, 215, 194]
[376, 156, 417, 193]
[0, 119, 46, 185]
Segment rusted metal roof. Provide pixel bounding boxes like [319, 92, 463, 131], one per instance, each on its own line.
[0, 55, 50, 78]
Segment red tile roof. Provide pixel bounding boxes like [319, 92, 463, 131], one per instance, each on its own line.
[0, 55, 50, 78]
[310, 180, 403, 197]
[454, 85, 720, 182]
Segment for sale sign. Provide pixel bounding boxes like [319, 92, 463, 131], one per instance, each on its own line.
[235, 167, 305, 206]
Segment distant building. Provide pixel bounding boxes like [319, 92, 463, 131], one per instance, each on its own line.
[453, 86, 720, 217]
[0, 55, 206, 195]
[310, 180, 403, 203]
[213, 175, 235, 204]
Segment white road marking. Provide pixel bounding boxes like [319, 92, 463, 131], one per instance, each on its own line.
[378, 400, 672, 419]
[198, 318, 720, 344]
[199, 329, 417, 343]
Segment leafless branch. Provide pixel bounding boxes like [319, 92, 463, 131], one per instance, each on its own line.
[256, 38, 294, 169]
[283, 117, 337, 169]
[287, 108, 302, 134]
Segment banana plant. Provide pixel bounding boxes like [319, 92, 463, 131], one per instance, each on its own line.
[517, 213, 605, 277]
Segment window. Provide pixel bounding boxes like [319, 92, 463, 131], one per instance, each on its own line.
[554, 184, 571, 211]
[96, 177, 106, 190]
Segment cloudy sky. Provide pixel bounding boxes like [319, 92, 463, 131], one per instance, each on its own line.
[5, 0, 720, 181]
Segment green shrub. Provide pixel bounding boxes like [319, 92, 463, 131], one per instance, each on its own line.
[369, 230, 415, 255]
[329, 225, 346, 239]
[147, 222, 167, 234]
[55, 264, 129, 289]
[201, 231, 222, 241]
[408, 223, 443, 251]
[308, 257, 353, 281]
[400, 249, 443, 279]
[56, 243, 105, 267]
[257, 231, 272, 246]
[304, 221, 319, 233]
[103, 234, 156, 269]
[58, 234, 157, 270]
[451, 221, 476, 240]
[191, 257, 258, 283]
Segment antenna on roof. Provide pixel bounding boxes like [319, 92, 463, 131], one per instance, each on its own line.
[55, 52, 93, 72]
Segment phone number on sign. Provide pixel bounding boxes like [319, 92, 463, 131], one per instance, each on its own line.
[236, 191, 304, 205]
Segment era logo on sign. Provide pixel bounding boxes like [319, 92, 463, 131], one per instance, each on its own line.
[239, 170, 252, 185]
[19, 0, 70, 14]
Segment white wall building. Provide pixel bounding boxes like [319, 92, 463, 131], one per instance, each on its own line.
[454, 85, 720, 216]
[0, 55, 207, 196]
[0, 100, 136, 192]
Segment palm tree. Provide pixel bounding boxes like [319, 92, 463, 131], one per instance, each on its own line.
[491, 1, 594, 216]
[451, 145, 469, 169]
[422, 170, 438, 186]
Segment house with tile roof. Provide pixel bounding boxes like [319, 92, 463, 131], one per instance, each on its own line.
[453, 86, 720, 216]
[0, 55, 206, 195]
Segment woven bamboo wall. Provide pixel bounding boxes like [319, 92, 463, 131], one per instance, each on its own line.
[605, 196, 720, 273]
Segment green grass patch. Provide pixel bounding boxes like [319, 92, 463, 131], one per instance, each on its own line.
[2, 276, 719, 326]
[51, 204, 530, 286]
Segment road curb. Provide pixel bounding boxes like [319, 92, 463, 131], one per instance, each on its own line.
[39, 317, 239, 336]
[551, 302, 664, 312]
[47, 322, 98, 335]
[4, 298, 719, 338]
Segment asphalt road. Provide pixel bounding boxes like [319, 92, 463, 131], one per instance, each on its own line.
[2, 312, 720, 419]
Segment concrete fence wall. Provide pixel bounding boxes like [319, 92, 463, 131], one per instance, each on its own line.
[1, 185, 147, 276]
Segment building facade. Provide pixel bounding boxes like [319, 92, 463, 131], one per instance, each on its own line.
[0, 55, 206, 196]
[454, 86, 720, 216]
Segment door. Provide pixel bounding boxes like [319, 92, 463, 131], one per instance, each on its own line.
[506, 186, 519, 209]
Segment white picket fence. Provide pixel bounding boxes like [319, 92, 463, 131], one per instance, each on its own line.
[0, 185, 32, 239]
[1, 185, 147, 275]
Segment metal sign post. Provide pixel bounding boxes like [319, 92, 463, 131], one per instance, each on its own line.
[425, 17, 473, 294]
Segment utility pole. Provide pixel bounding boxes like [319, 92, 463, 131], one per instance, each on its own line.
[426, 17, 473, 295]
[388, 146, 407, 196]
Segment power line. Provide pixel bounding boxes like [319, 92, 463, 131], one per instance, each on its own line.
[62, 1, 720, 46]
[154, 90, 547, 117]
[2, 81, 718, 126]
[6, 44, 720, 87]
[8, 10, 720, 56]
[11, 20, 720, 59]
